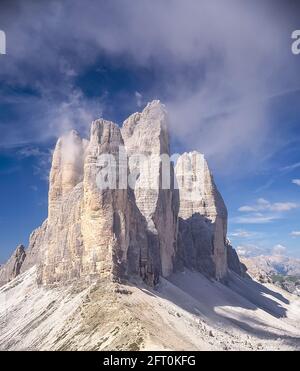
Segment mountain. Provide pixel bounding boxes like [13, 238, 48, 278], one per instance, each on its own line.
[240, 255, 300, 296]
[0, 101, 299, 351]
[240, 255, 300, 278]
[0, 101, 243, 287]
[1, 266, 299, 350]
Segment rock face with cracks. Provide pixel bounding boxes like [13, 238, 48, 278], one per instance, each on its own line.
[36, 120, 159, 285]
[121, 101, 179, 278]
[0, 101, 243, 287]
[0, 245, 26, 286]
[175, 151, 228, 280]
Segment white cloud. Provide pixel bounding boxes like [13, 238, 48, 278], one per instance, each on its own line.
[236, 244, 265, 257]
[281, 162, 300, 172]
[135, 91, 143, 108]
[0, 85, 104, 149]
[234, 214, 279, 224]
[238, 198, 299, 213]
[236, 243, 288, 258]
[272, 244, 286, 256]
[235, 198, 299, 224]
[292, 179, 300, 186]
[239, 198, 269, 212]
[291, 231, 300, 237]
[48, 88, 103, 138]
[30, 185, 38, 192]
[229, 229, 255, 238]
[271, 202, 299, 212]
[18, 147, 42, 158]
[238, 205, 256, 212]
[15, 146, 52, 181]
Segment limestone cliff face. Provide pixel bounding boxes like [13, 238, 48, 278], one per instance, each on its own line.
[20, 132, 87, 278]
[175, 152, 228, 280]
[0, 101, 245, 287]
[79, 119, 157, 284]
[20, 220, 48, 273]
[0, 245, 26, 286]
[36, 121, 159, 286]
[121, 101, 179, 277]
[226, 240, 247, 277]
[48, 130, 87, 222]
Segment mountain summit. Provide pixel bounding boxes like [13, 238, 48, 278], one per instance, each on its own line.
[0, 102, 299, 351]
[0, 101, 243, 287]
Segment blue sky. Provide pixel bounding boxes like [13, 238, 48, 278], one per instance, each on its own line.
[0, 0, 300, 262]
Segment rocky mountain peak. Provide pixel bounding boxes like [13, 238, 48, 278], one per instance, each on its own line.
[0, 101, 243, 287]
[0, 244, 26, 286]
[175, 151, 228, 280]
[48, 130, 86, 221]
[121, 101, 178, 277]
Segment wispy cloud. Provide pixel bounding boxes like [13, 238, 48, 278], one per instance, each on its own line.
[238, 198, 299, 213]
[255, 179, 276, 193]
[235, 198, 299, 225]
[233, 214, 280, 224]
[281, 162, 300, 172]
[229, 229, 257, 238]
[135, 91, 143, 108]
[236, 244, 265, 257]
[17, 147, 43, 158]
[291, 231, 300, 237]
[30, 185, 38, 192]
[272, 244, 287, 256]
[16, 145, 53, 182]
[0, 85, 104, 149]
[0, 166, 20, 176]
[237, 243, 288, 257]
[255, 160, 300, 193]
[292, 179, 300, 186]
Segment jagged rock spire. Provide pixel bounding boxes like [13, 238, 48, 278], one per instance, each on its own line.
[36, 119, 159, 285]
[175, 151, 228, 280]
[122, 100, 179, 277]
[48, 130, 87, 221]
[0, 101, 244, 288]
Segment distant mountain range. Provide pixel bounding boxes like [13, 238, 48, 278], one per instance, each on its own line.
[240, 255, 300, 278]
[240, 255, 300, 297]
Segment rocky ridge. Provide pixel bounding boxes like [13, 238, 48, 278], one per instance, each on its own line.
[240, 254, 300, 296]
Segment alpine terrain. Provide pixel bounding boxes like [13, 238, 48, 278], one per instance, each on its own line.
[0, 101, 299, 351]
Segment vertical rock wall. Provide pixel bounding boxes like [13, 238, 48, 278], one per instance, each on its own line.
[0, 101, 244, 287]
[121, 101, 179, 277]
[175, 152, 228, 280]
